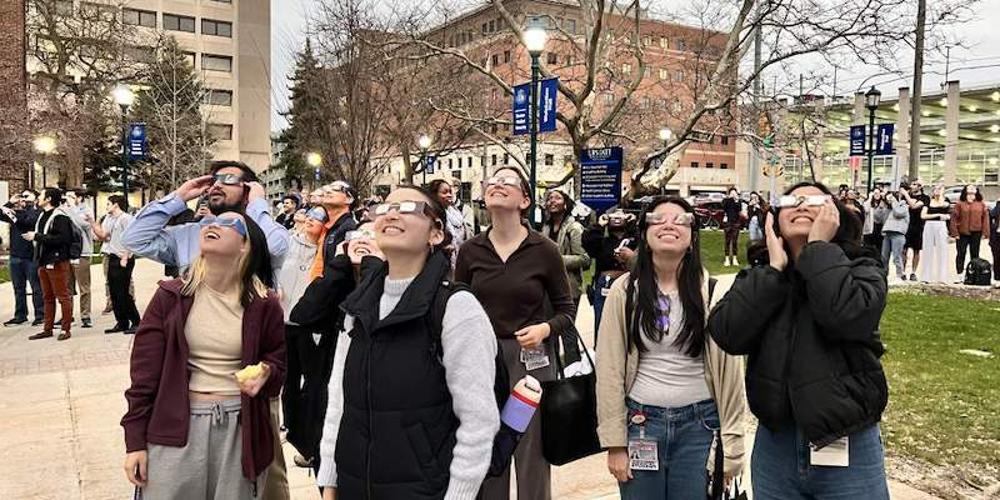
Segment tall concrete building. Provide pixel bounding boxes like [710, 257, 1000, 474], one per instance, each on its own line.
[25, 0, 272, 173]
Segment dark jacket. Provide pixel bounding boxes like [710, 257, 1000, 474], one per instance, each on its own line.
[336, 251, 457, 500]
[990, 202, 1000, 246]
[322, 212, 358, 271]
[581, 225, 637, 279]
[709, 241, 889, 448]
[121, 279, 286, 482]
[0, 202, 40, 259]
[33, 208, 73, 266]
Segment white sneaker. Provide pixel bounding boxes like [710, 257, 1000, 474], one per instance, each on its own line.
[732, 257, 740, 267]
[724, 257, 731, 267]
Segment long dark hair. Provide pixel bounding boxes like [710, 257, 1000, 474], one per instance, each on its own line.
[747, 181, 869, 266]
[959, 185, 984, 203]
[626, 196, 706, 358]
[244, 217, 274, 293]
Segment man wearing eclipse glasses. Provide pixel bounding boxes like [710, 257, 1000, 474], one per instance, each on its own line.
[122, 160, 289, 277]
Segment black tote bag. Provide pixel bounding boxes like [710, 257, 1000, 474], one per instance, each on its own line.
[539, 326, 603, 465]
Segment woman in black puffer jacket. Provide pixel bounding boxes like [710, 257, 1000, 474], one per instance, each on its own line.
[709, 181, 889, 500]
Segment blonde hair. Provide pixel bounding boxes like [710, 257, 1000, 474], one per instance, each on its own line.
[181, 238, 268, 305]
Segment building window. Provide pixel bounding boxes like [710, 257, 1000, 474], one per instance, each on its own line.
[706, 162, 714, 169]
[622, 63, 632, 75]
[54, 0, 74, 15]
[504, 50, 511, 63]
[448, 158, 454, 169]
[183, 52, 196, 66]
[604, 93, 614, 105]
[658, 98, 668, 110]
[492, 54, 499, 66]
[691, 162, 699, 168]
[565, 54, 574, 65]
[563, 155, 574, 168]
[564, 19, 576, 34]
[204, 89, 233, 106]
[207, 124, 233, 141]
[202, 19, 232, 38]
[482, 22, 488, 34]
[721, 136, 730, 145]
[480, 156, 487, 167]
[491, 154, 498, 166]
[676, 39, 687, 51]
[659, 68, 668, 80]
[163, 13, 196, 33]
[547, 52, 558, 65]
[503, 153, 509, 164]
[720, 163, 729, 169]
[642, 35, 652, 46]
[202, 54, 233, 72]
[210, 0, 232, 3]
[674, 70, 684, 82]
[123, 8, 156, 28]
[488, 19, 495, 32]
[544, 154, 554, 166]
[640, 97, 650, 109]
[124, 46, 155, 62]
[659, 37, 668, 49]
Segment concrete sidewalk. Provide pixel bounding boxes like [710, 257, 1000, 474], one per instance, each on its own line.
[0, 259, 940, 499]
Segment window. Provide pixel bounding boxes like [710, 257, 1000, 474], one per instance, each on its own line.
[622, 63, 632, 75]
[544, 154, 554, 166]
[604, 93, 614, 105]
[448, 158, 454, 169]
[467, 157, 473, 168]
[202, 19, 232, 38]
[81, 2, 116, 19]
[210, 0, 232, 3]
[706, 162, 714, 169]
[452, 170, 462, 180]
[54, 0, 73, 15]
[676, 39, 687, 51]
[640, 97, 650, 109]
[690, 162, 699, 168]
[202, 54, 233, 72]
[565, 54, 573, 65]
[659, 37, 668, 49]
[720, 163, 729, 169]
[163, 13, 196, 33]
[674, 70, 684, 82]
[721, 136, 730, 145]
[491, 54, 499, 67]
[482, 23, 488, 34]
[503, 153, 509, 164]
[183, 52, 196, 66]
[480, 156, 487, 167]
[564, 19, 577, 34]
[503, 50, 511, 63]
[124, 8, 156, 28]
[547, 52, 557, 65]
[659, 68, 668, 80]
[642, 35, 652, 46]
[563, 155, 574, 167]
[204, 89, 233, 106]
[207, 124, 233, 141]
[658, 98, 668, 110]
[488, 20, 495, 32]
[124, 46, 154, 62]
[491, 154, 498, 166]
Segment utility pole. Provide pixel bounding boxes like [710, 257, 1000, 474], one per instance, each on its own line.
[908, 0, 927, 180]
[750, 19, 762, 193]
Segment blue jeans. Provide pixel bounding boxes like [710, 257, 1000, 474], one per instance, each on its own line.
[752, 424, 889, 500]
[881, 232, 906, 279]
[9, 256, 43, 321]
[619, 398, 718, 500]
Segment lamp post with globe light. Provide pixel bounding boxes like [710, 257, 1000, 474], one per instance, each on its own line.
[418, 134, 432, 185]
[524, 20, 547, 226]
[865, 86, 881, 194]
[112, 84, 136, 209]
[33, 136, 56, 187]
[306, 152, 323, 186]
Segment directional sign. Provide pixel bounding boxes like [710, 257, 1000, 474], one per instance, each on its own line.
[512, 78, 559, 135]
[128, 123, 146, 161]
[579, 147, 623, 212]
[849, 125, 865, 157]
[513, 83, 531, 135]
[875, 123, 895, 155]
[425, 155, 437, 174]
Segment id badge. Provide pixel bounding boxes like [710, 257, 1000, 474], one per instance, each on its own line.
[810, 436, 849, 467]
[628, 439, 659, 471]
[521, 347, 550, 371]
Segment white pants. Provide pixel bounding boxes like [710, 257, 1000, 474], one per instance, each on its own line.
[919, 221, 952, 283]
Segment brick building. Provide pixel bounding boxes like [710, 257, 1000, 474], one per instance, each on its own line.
[0, 0, 29, 194]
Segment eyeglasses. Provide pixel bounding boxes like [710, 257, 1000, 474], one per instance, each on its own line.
[776, 194, 831, 208]
[198, 215, 248, 237]
[345, 228, 376, 242]
[485, 176, 523, 189]
[645, 212, 695, 227]
[306, 207, 328, 222]
[213, 173, 244, 186]
[324, 182, 352, 195]
[373, 201, 433, 218]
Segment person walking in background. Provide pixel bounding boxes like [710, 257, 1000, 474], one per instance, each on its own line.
[92, 196, 141, 335]
[121, 211, 285, 499]
[863, 188, 889, 252]
[318, 186, 499, 500]
[747, 191, 767, 244]
[920, 185, 953, 284]
[1, 191, 44, 327]
[64, 189, 95, 329]
[721, 187, 744, 267]
[989, 197, 1000, 287]
[903, 181, 930, 281]
[949, 185, 990, 278]
[275, 195, 300, 230]
[880, 189, 909, 282]
[583, 209, 639, 344]
[596, 196, 746, 499]
[457, 167, 576, 500]
[710, 181, 890, 500]
[25, 188, 75, 341]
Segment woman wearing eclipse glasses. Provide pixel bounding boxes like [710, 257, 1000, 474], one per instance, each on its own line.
[709, 182, 890, 499]
[122, 211, 286, 499]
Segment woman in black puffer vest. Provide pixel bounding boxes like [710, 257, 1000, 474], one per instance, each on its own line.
[709, 181, 889, 500]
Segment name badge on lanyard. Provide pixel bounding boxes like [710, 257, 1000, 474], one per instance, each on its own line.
[810, 436, 849, 467]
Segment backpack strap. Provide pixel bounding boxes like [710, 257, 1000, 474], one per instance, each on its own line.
[426, 279, 473, 360]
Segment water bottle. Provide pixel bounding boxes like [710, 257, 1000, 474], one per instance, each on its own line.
[500, 375, 542, 433]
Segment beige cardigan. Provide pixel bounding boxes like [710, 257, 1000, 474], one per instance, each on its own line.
[595, 271, 747, 476]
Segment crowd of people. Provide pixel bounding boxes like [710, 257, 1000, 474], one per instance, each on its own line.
[8, 160, 961, 499]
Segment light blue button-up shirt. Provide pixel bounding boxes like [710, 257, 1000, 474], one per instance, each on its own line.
[122, 193, 288, 273]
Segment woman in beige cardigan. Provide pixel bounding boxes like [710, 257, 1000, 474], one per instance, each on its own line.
[595, 196, 746, 499]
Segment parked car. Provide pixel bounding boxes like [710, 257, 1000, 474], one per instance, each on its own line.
[694, 199, 749, 230]
[943, 185, 964, 203]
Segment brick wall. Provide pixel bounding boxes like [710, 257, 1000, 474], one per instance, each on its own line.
[0, 0, 28, 193]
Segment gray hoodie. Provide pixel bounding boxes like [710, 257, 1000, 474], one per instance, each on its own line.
[881, 198, 910, 235]
[276, 232, 319, 324]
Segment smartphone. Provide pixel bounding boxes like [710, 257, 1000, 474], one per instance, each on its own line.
[615, 238, 632, 252]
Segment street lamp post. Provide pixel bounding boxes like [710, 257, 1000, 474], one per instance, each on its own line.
[306, 151, 323, 187]
[33, 136, 56, 188]
[418, 134, 432, 186]
[112, 84, 135, 210]
[524, 21, 547, 227]
[658, 128, 672, 148]
[865, 86, 882, 194]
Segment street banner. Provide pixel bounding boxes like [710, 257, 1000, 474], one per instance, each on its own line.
[849, 125, 865, 156]
[512, 78, 559, 135]
[426, 155, 437, 174]
[876, 123, 895, 155]
[128, 123, 146, 161]
[579, 146, 623, 212]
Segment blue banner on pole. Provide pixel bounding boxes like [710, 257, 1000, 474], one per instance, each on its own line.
[128, 123, 146, 161]
[849, 125, 865, 157]
[512, 78, 558, 135]
[426, 155, 437, 174]
[579, 147, 623, 212]
[513, 83, 531, 135]
[876, 123, 894, 155]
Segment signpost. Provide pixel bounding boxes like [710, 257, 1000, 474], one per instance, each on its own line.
[513, 78, 558, 135]
[128, 123, 146, 161]
[579, 147, 623, 212]
[876, 123, 895, 155]
[849, 125, 866, 157]
[426, 155, 437, 174]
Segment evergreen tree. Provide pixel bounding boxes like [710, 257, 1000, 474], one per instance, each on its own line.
[276, 38, 327, 186]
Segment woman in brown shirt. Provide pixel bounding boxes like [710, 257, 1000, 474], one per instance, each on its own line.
[949, 184, 991, 275]
[455, 166, 575, 500]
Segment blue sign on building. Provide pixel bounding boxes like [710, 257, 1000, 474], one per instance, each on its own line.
[425, 155, 437, 174]
[579, 146, 623, 212]
[512, 78, 558, 135]
[128, 123, 146, 160]
[876, 123, 895, 155]
[849, 125, 865, 156]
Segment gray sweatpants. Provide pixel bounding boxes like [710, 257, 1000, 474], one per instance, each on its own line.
[143, 399, 265, 500]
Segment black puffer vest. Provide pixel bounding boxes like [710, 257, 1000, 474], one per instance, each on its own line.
[336, 252, 458, 500]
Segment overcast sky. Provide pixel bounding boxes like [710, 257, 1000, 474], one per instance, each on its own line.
[269, 0, 1000, 133]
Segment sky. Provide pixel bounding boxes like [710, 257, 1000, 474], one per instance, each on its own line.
[269, 0, 1000, 133]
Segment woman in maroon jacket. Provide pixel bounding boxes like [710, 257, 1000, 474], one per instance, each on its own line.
[121, 212, 286, 499]
[949, 185, 991, 275]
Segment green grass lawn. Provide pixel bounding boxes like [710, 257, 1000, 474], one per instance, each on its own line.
[880, 291, 1000, 479]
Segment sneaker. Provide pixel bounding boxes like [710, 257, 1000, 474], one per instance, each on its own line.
[57, 331, 71, 341]
[31, 318, 44, 326]
[909, 273, 917, 281]
[28, 331, 54, 340]
[900, 274, 907, 281]
[123, 328, 137, 335]
[81, 318, 92, 329]
[724, 257, 731, 267]
[104, 324, 129, 334]
[3, 318, 27, 327]
[732, 257, 740, 267]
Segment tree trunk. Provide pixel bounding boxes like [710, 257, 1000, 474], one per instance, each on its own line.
[908, 0, 926, 180]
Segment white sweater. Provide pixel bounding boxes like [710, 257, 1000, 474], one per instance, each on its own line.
[317, 276, 500, 500]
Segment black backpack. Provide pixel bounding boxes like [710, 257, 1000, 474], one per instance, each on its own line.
[964, 258, 992, 286]
[426, 279, 513, 477]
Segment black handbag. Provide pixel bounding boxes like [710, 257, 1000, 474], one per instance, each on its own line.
[539, 327, 602, 465]
[707, 430, 747, 500]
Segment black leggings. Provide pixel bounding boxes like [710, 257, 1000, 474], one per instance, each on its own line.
[724, 224, 740, 257]
[956, 232, 982, 274]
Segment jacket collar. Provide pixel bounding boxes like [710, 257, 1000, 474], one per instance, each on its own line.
[470, 223, 546, 252]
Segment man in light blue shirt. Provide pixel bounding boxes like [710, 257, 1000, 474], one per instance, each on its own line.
[122, 161, 288, 278]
